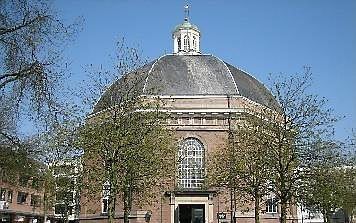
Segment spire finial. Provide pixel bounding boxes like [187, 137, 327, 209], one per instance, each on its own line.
[184, 4, 190, 21]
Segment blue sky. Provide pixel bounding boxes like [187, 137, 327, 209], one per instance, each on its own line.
[54, 0, 355, 140]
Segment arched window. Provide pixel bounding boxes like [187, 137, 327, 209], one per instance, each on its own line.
[177, 37, 181, 51]
[183, 35, 190, 51]
[192, 36, 196, 50]
[178, 138, 204, 189]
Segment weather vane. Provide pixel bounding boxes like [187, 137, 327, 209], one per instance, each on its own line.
[184, 3, 190, 21]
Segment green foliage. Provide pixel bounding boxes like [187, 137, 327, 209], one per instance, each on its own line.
[341, 164, 356, 223]
[52, 161, 81, 222]
[208, 68, 341, 223]
[305, 167, 355, 223]
[75, 39, 175, 223]
[208, 111, 273, 223]
[302, 145, 356, 223]
[0, 0, 79, 116]
[264, 69, 338, 223]
[79, 95, 175, 223]
[0, 0, 81, 188]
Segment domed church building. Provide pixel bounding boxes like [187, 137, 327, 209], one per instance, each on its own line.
[80, 6, 294, 223]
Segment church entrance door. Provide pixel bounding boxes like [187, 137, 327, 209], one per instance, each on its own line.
[178, 204, 205, 223]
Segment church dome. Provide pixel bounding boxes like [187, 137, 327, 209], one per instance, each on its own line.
[93, 54, 278, 113]
[93, 6, 278, 113]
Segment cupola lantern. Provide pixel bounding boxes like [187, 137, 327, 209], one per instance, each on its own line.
[172, 4, 201, 55]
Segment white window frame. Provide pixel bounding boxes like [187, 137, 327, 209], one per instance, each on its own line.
[266, 196, 278, 213]
[192, 36, 196, 50]
[178, 138, 205, 189]
[17, 191, 28, 204]
[177, 37, 181, 50]
[102, 182, 110, 214]
[0, 188, 5, 201]
[102, 198, 109, 214]
[183, 35, 190, 51]
[7, 190, 13, 203]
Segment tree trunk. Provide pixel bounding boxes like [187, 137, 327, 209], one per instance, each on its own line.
[280, 201, 287, 223]
[108, 209, 113, 223]
[43, 192, 48, 223]
[253, 187, 260, 223]
[123, 185, 132, 223]
[65, 213, 69, 223]
[124, 208, 130, 223]
[108, 193, 117, 223]
[254, 198, 260, 223]
[124, 195, 130, 223]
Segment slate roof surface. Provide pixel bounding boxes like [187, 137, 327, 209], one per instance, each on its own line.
[93, 54, 278, 113]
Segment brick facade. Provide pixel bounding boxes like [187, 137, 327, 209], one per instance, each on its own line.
[79, 96, 297, 223]
[0, 181, 45, 223]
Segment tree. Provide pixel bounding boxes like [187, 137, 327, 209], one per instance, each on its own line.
[303, 159, 356, 223]
[0, 138, 41, 184]
[264, 68, 337, 223]
[301, 141, 345, 223]
[51, 159, 81, 223]
[208, 110, 272, 223]
[79, 96, 175, 223]
[0, 0, 79, 162]
[0, 4, 81, 220]
[208, 68, 338, 223]
[36, 113, 82, 223]
[340, 161, 356, 223]
[343, 135, 356, 223]
[301, 137, 356, 223]
[78, 42, 176, 223]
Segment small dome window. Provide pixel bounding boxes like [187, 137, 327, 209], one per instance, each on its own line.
[192, 36, 196, 50]
[183, 35, 190, 51]
[177, 37, 181, 51]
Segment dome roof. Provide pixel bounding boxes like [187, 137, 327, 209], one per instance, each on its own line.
[94, 54, 278, 113]
[174, 21, 200, 33]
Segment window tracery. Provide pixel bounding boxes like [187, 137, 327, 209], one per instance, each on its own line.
[177, 138, 205, 189]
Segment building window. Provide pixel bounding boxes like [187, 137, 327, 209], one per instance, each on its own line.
[183, 35, 190, 51]
[177, 117, 183, 125]
[266, 197, 278, 213]
[194, 117, 202, 125]
[7, 191, 13, 203]
[204, 117, 217, 125]
[178, 138, 205, 189]
[102, 198, 108, 214]
[17, 192, 28, 204]
[223, 118, 229, 125]
[178, 37, 181, 50]
[55, 203, 67, 215]
[192, 36, 196, 50]
[182, 117, 193, 125]
[102, 182, 110, 214]
[0, 188, 5, 201]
